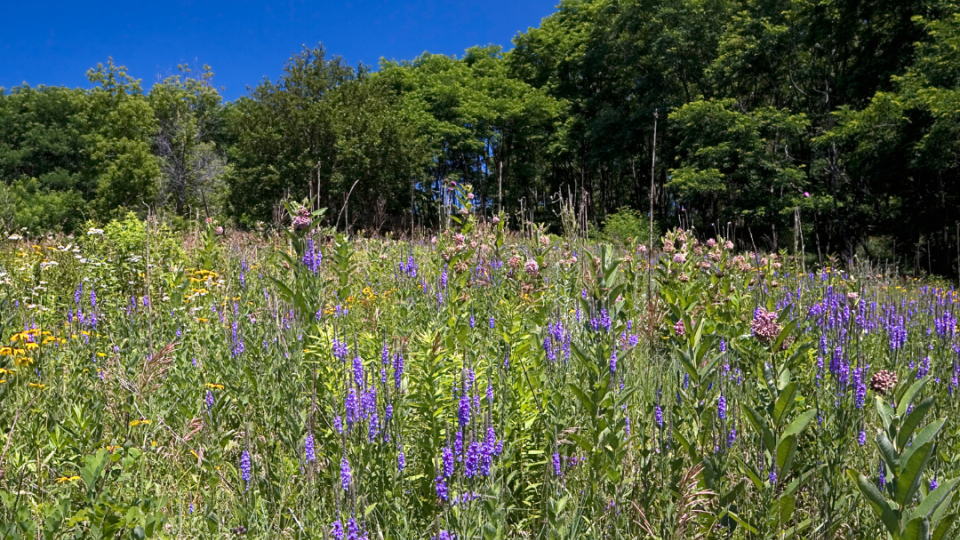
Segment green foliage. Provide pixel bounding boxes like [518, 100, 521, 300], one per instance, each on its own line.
[0, 178, 86, 234]
[849, 377, 957, 540]
[601, 207, 657, 245]
[668, 99, 809, 229]
[80, 212, 186, 294]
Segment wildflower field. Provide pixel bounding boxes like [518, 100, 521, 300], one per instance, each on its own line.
[0, 206, 958, 540]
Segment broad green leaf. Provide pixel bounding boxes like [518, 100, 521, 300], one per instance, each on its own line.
[897, 377, 928, 418]
[876, 396, 896, 431]
[773, 382, 798, 428]
[769, 493, 795, 525]
[895, 441, 934, 506]
[772, 319, 797, 353]
[848, 469, 899, 536]
[931, 513, 956, 540]
[903, 419, 945, 466]
[743, 405, 775, 454]
[910, 477, 959, 522]
[782, 409, 816, 439]
[777, 366, 791, 391]
[776, 435, 798, 474]
[876, 431, 901, 473]
[566, 382, 594, 413]
[897, 397, 934, 451]
[900, 516, 930, 540]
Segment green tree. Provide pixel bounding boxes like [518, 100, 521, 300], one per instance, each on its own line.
[84, 59, 162, 216]
[227, 44, 354, 226]
[149, 64, 229, 217]
[668, 98, 809, 241]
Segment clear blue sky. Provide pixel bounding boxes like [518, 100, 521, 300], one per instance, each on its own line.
[1, 0, 558, 101]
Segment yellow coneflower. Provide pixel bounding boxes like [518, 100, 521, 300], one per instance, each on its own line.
[205, 383, 225, 390]
[29, 382, 45, 389]
[56, 476, 81, 484]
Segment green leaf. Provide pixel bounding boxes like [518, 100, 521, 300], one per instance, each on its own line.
[743, 405, 775, 454]
[876, 397, 896, 431]
[897, 397, 935, 451]
[910, 477, 959, 522]
[848, 469, 899, 536]
[771, 319, 797, 353]
[566, 382, 594, 413]
[777, 366, 791, 391]
[727, 511, 758, 534]
[903, 419, 945, 466]
[897, 377, 928, 418]
[895, 369, 922, 404]
[773, 382, 798, 428]
[900, 516, 930, 540]
[776, 435, 798, 474]
[769, 493, 795, 526]
[781, 518, 812, 540]
[678, 349, 700, 386]
[737, 457, 764, 490]
[876, 431, 901, 474]
[782, 409, 816, 439]
[895, 441, 934, 507]
[931, 513, 956, 540]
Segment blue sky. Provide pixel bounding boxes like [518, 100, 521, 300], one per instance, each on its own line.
[1, 0, 558, 101]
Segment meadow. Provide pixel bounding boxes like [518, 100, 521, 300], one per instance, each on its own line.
[0, 200, 958, 540]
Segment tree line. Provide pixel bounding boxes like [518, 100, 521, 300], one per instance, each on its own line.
[3, 0, 960, 273]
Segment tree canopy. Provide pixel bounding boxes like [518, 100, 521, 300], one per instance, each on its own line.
[3, 0, 960, 273]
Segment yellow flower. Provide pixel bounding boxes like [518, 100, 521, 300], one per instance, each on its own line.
[15, 357, 33, 367]
[106, 445, 120, 453]
[56, 476, 81, 484]
[205, 383, 224, 390]
[0, 347, 11, 356]
[96, 352, 106, 357]
[0, 367, 14, 374]
[29, 382, 45, 389]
